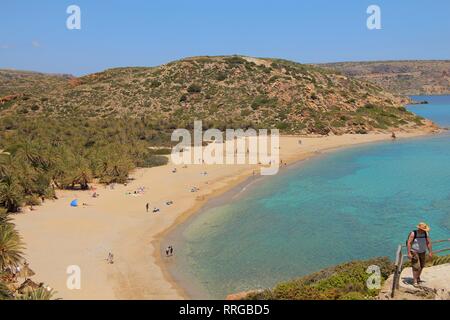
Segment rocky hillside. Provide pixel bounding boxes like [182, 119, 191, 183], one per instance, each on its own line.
[318, 60, 450, 95]
[0, 69, 73, 97]
[0, 69, 73, 112]
[0, 56, 431, 135]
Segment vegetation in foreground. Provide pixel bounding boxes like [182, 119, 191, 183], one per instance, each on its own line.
[0, 208, 57, 300]
[244, 257, 395, 300]
[244, 254, 450, 300]
[402, 253, 450, 269]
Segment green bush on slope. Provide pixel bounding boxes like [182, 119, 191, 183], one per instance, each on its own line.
[245, 257, 394, 300]
[402, 253, 450, 269]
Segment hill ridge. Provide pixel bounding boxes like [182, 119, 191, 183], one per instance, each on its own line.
[0, 55, 435, 135]
[317, 60, 450, 95]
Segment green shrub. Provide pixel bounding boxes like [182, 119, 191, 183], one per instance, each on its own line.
[149, 148, 172, 155]
[24, 196, 41, 206]
[275, 122, 289, 130]
[137, 154, 169, 168]
[364, 103, 377, 109]
[224, 56, 246, 66]
[251, 95, 276, 110]
[403, 253, 450, 268]
[150, 80, 161, 88]
[179, 94, 187, 102]
[216, 72, 227, 81]
[244, 257, 394, 300]
[187, 84, 202, 93]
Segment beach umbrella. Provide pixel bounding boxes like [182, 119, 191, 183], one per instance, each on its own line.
[18, 262, 35, 280]
[70, 199, 78, 207]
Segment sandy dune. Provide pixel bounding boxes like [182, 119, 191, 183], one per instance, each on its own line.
[13, 131, 436, 299]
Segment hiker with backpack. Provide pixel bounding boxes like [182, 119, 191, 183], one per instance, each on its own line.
[406, 222, 433, 286]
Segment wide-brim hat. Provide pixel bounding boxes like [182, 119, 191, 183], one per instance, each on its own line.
[417, 222, 430, 232]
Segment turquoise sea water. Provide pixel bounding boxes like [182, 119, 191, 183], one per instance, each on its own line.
[168, 95, 450, 299]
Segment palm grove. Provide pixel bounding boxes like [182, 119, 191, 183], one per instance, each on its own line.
[0, 115, 171, 299]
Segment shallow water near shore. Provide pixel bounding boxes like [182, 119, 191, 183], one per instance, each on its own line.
[168, 95, 450, 299]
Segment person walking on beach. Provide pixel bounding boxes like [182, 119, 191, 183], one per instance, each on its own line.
[407, 222, 432, 286]
[146, 202, 149, 213]
[165, 246, 174, 257]
[107, 252, 114, 264]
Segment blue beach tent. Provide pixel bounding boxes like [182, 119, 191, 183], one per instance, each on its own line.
[70, 199, 78, 207]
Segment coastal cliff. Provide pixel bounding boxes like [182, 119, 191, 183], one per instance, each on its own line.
[318, 60, 450, 96]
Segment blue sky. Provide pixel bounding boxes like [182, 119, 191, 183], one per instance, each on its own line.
[1, 0, 449, 76]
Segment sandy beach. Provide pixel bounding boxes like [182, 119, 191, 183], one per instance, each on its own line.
[13, 129, 438, 300]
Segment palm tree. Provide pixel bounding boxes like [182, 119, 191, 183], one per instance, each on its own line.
[18, 261, 35, 280]
[0, 149, 11, 178]
[12, 142, 50, 173]
[11, 161, 37, 196]
[15, 286, 57, 300]
[100, 154, 134, 184]
[0, 208, 12, 227]
[0, 279, 12, 300]
[0, 224, 25, 271]
[0, 176, 24, 212]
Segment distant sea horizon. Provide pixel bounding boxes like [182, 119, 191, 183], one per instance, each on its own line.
[166, 95, 450, 299]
